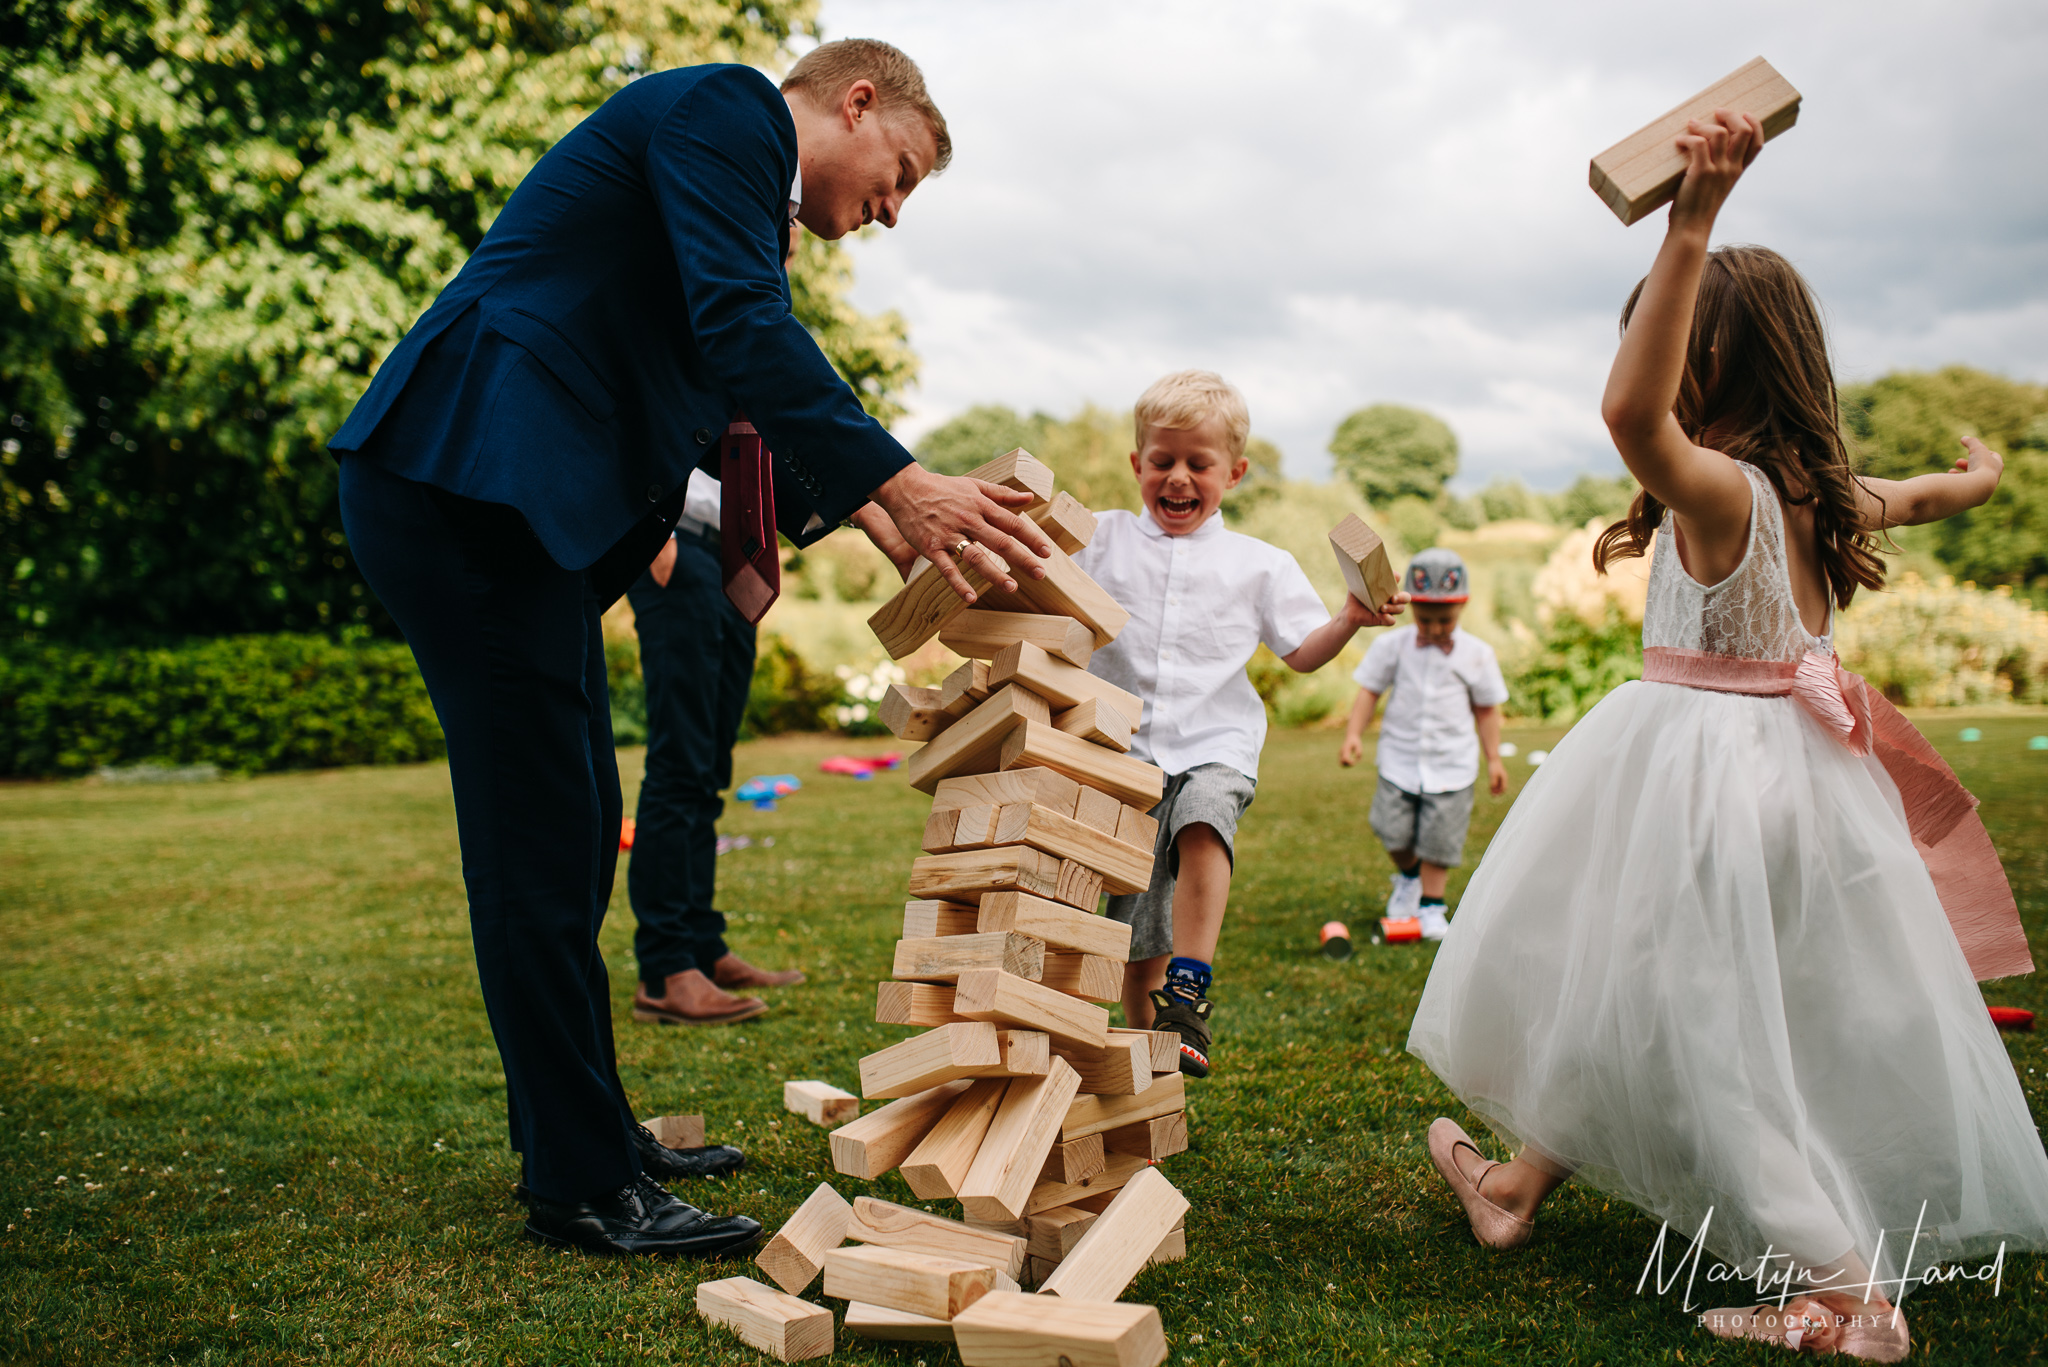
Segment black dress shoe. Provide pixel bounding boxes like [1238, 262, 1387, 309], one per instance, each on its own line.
[633, 1123, 746, 1180]
[517, 1175, 761, 1257]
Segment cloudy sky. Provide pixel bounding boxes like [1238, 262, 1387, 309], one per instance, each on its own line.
[808, 0, 2047, 490]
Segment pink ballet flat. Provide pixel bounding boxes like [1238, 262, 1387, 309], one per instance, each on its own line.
[1700, 1297, 1909, 1361]
[1426, 1117, 1534, 1250]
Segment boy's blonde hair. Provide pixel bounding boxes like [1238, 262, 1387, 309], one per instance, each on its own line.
[781, 38, 953, 174]
[1133, 370, 1250, 459]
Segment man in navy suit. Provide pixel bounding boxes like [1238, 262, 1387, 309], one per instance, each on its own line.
[331, 39, 1050, 1256]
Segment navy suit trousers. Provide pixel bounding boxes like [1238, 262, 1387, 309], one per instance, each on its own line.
[625, 531, 757, 987]
[339, 455, 641, 1203]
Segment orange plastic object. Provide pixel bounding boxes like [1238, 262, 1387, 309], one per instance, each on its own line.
[1320, 920, 1352, 960]
[1380, 916, 1422, 944]
[1990, 1006, 2034, 1031]
[619, 817, 636, 852]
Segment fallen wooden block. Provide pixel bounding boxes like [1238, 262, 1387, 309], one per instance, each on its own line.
[988, 641, 1143, 728]
[1039, 951, 1124, 1006]
[908, 684, 1052, 794]
[1027, 490, 1098, 554]
[1025, 1255, 1059, 1289]
[941, 609, 1095, 668]
[979, 890, 1132, 962]
[860, 1022, 1004, 1100]
[902, 1077, 1009, 1199]
[876, 981, 966, 1027]
[1002, 721, 1164, 810]
[952, 1292, 1167, 1367]
[1052, 1035, 1150, 1094]
[989, 801, 1152, 895]
[844, 1300, 956, 1344]
[939, 658, 993, 716]
[848, 1196, 1029, 1279]
[904, 899, 980, 938]
[1589, 55, 1802, 225]
[756, 1181, 853, 1295]
[696, 1276, 835, 1362]
[881, 682, 955, 742]
[1328, 513, 1402, 613]
[822, 1244, 995, 1322]
[894, 932, 1046, 984]
[955, 968, 1111, 1050]
[1062, 1071, 1185, 1140]
[782, 1080, 859, 1128]
[986, 1028, 1050, 1077]
[1113, 803, 1159, 852]
[1053, 697, 1134, 752]
[909, 845, 1102, 911]
[1147, 1226, 1187, 1266]
[1103, 1111, 1189, 1161]
[963, 1212, 1031, 1239]
[1107, 1028, 1179, 1075]
[829, 1079, 972, 1180]
[1039, 1168, 1189, 1302]
[934, 766, 1083, 818]
[641, 1114, 705, 1151]
[1027, 1204, 1099, 1263]
[977, 543, 1130, 648]
[1039, 1132, 1107, 1185]
[959, 1059, 1085, 1222]
[1026, 1151, 1152, 1215]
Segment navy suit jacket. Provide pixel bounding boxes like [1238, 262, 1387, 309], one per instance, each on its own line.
[329, 64, 913, 581]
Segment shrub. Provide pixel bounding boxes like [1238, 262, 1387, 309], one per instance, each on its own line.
[1505, 610, 1644, 723]
[1837, 574, 2048, 705]
[743, 633, 840, 739]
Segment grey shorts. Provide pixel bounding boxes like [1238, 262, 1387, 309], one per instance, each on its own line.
[1105, 762, 1256, 961]
[1369, 777, 1474, 868]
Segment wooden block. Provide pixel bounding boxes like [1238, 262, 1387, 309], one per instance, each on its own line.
[894, 932, 1046, 984]
[952, 1292, 1167, 1367]
[977, 543, 1130, 647]
[989, 803, 1152, 895]
[1051, 1035, 1149, 1094]
[756, 1181, 854, 1294]
[991, 1266, 1021, 1294]
[988, 1028, 1050, 1077]
[904, 899, 979, 938]
[901, 1078, 1008, 1198]
[987, 640, 1143, 726]
[1062, 1071, 1185, 1140]
[922, 806, 962, 853]
[941, 803, 1001, 850]
[1147, 1227, 1187, 1266]
[783, 1080, 860, 1128]
[1026, 1151, 1152, 1215]
[849, 1196, 1028, 1279]
[859, 1022, 1004, 1100]
[959, 1059, 1086, 1222]
[933, 767, 1082, 818]
[964, 1213, 1031, 1239]
[1113, 803, 1159, 853]
[844, 1301, 956, 1344]
[1107, 1028, 1179, 1075]
[869, 557, 1000, 662]
[1328, 513, 1401, 613]
[1027, 1204, 1099, 1262]
[1053, 697, 1133, 752]
[1040, 952, 1122, 1005]
[1073, 785, 1125, 837]
[1025, 1255, 1059, 1289]
[1039, 1168, 1190, 1302]
[1055, 858, 1104, 911]
[1028, 491, 1098, 554]
[822, 1244, 995, 1322]
[696, 1276, 835, 1362]
[882, 682, 956, 742]
[642, 1114, 704, 1151]
[908, 845, 1066, 905]
[876, 981, 966, 1027]
[1589, 56, 1802, 225]
[939, 659, 993, 716]
[1039, 1133, 1107, 1186]
[941, 609, 1095, 669]
[964, 448, 1056, 506]
[955, 968, 1110, 1050]
[980, 891, 1132, 962]
[829, 1079, 972, 1179]
[908, 684, 1052, 794]
[1103, 1112, 1188, 1161]
[1001, 721, 1164, 810]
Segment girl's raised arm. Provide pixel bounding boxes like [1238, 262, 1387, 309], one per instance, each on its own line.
[1852, 436, 2005, 530]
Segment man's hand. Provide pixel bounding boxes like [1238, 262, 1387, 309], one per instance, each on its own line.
[1487, 757, 1509, 797]
[870, 464, 1055, 604]
[648, 537, 678, 588]
[1339, 734, 1364, 768]
[849, 501, 918, 581]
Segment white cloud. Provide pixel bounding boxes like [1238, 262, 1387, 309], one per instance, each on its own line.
[819, 0, 2048, 488]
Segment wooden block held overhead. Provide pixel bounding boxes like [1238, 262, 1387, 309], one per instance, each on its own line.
[1040, 951, 1123, 1005]
[1052, 1034, 1150, 1094]
[952, 1292, 1167, 1367]
[988, 640, 1143, 726]
[941, 609, 1095, 668]
[1589, 56, 1803, 225]
[955, 968, 1111, 1050]
[933, 766, 1082, 818]
[848, 1196, 1029, 1279]
[756, 1181, 854, 1295]
[876, 980, 966, 1027]
[904, 899, 980, 938]
[783, 1080, 860, 1128]
[1026, 1151, 1153, 1216]
[1002, 721, 1165, 810]
[881, 682, 955, 742]
[1103, 1111, 1189, 1162]
[1108, 1027, 1179, 1075]
[989, 802, 1153, 895]
[860, 1022, 1004, 1100]
[980, 890, 1132, 962]
[1328, 513, 1401, 613]
[822, 1244, 995, 1322]
[829, 1079, 972, 1180]
[1053, 697, 1134, 752]
[1039, 1132, 1107, 1186]
[959, 1059, 1086, 1222]
[1039, 1168, 1190, 1302]
[641, 1114, 705, 1151]
[908, 684, 1052, 794]
[696, 1276, 835, 1362]
[894, 932, 1047, 984]
[1028, 490, 1098, 554]
[844, 1301, 957, 1344]
[1062, 1071, 1186, 1140]
[902, 1078, 1008, 1199]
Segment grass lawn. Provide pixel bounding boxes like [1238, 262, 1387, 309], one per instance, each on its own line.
[5, 716, 2047, 1365]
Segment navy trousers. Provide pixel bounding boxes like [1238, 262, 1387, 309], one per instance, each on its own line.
[339, 455, 641, 1203]
[625, 530, 758, 989]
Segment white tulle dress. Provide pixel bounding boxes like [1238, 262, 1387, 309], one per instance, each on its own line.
[1408, 464, 2048, 1294]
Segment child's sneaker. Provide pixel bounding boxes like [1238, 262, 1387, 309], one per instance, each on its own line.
[1419, 907, 1451, 941]
[1148, 988, 1214, 1079]
[1387, 871, 1423, 921]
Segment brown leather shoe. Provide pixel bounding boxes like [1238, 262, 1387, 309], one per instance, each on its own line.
[632, 969, 768, 1026]
[711, 952, 806, 989]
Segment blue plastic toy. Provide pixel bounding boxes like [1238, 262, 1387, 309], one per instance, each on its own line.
[734, 774, 802, 811]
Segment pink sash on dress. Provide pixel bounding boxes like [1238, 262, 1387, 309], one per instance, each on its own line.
[1643, 645, 2034, 983]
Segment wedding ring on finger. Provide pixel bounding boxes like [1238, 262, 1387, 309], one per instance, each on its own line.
[952, 538, 973, 560]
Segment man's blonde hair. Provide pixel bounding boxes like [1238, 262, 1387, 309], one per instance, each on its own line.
[781, 38, 952, 174]
[1133, 370, 1250, 458]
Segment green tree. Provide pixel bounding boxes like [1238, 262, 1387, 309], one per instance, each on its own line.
[914, 404, 1047, 476]
[1477, 477, 1536, 523]
[1, 0, 919, 646]
[915, 402, 1141, 514]
[1327, 403, 1458, 507]
[1219, 435, 1283, 520]
[1553, 472, 1638, 528]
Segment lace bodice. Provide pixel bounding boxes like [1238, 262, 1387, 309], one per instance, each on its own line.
[1641, 463, 1826, 663]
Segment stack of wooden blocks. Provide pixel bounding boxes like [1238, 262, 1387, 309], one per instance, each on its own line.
[695, 452, 1190, 1365]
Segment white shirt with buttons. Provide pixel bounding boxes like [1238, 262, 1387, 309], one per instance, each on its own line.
[1073, 509, 1329, 781]
[1353, 624, 1509, 794]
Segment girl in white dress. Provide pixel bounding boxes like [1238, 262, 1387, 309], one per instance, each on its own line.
[1407, 110, 2048, 1361]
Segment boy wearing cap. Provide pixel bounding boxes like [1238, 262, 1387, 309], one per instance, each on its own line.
[1338, 548, 1509, 942]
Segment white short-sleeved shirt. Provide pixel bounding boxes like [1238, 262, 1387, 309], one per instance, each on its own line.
[1074, 509, 1329, 781]
[1354, 625, 1509, 794]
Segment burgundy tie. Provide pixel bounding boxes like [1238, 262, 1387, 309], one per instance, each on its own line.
[719, 416, 780, 623]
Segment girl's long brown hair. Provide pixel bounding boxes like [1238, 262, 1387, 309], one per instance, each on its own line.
[1592, 245, 1886, 608]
